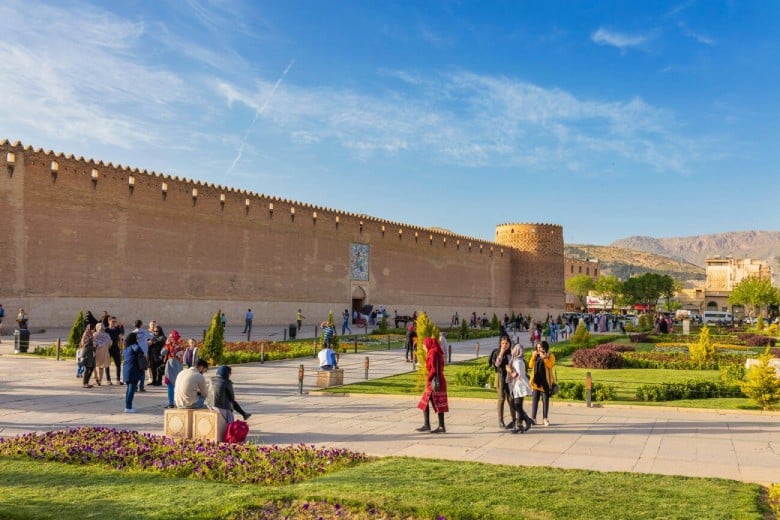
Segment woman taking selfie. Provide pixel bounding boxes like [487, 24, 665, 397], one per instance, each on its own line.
[529, 340, 556, 426]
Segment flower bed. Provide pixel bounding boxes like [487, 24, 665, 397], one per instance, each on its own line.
[0, 427, 370, 485]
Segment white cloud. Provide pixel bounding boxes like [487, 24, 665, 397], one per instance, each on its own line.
[215, 70, 697, 173]
[0, 1, 188, 148]
[591, 27, 649, 50]
[677, 21, 716, 46]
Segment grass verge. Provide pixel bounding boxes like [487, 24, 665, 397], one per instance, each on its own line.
[0, 456, 769, 519]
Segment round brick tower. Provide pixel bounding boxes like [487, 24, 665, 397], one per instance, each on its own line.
[495, 223, 564, 312]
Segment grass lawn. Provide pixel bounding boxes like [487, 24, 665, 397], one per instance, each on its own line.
[0, 456, 769, 519]
[321, 357, 768, 410]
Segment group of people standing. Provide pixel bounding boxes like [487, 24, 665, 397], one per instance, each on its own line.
[493, 336, 556, 433]
[75, 313, 247, 426]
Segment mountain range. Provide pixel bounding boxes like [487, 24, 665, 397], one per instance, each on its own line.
[565, 230, 780, 283]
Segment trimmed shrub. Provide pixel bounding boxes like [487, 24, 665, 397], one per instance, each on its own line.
[635, 381, 743, 401]
[628, 333, 651, 343]
[596, 343, 636, 353]
[453, 363, 494, 388]
[571, 347, 624, 369]
[689, 325, 715, 363]
[67, 310, 86, 349]
[740, 348, 780, 410]
[201, 310, 225, 365]
[571, 322, 591, 347]
[745, 335, 777, 347]
[558, 381, 617, 401]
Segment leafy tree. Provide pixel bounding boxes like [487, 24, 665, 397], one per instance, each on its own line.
[594, 275, 622, 312]
[67, 310, 86, 348]
[621, 273, 674, 312]
[202, 310, 225, 365]
[689, 325, 715, 363]
[729, 276, 779, 321]
[740, 348, 780, 410]
[566, 274, 595, 310]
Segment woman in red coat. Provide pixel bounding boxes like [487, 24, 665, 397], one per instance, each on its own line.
[416, 337, 448, 433]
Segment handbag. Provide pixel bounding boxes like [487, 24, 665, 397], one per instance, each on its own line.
[224, 420, 249, 443]
[549, 367, 560, 396]
[431, 374, 440, 392]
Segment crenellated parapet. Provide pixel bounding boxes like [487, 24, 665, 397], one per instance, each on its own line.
[1, 139, 502, 253]
[494, 222, 564, 256]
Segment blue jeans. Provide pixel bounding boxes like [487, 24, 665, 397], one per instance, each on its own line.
[166, 383, 175, 406]
[125, 377, 139, 409]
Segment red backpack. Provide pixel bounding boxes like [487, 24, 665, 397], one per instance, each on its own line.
[224, 420, 249, 443]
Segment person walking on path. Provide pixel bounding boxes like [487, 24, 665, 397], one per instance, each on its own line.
[80, 327, 96, 388]
[297, 309, 306, 331]
[341, 309, 352, 335]
[163, 344, 184, 409]
[132, 320, 152, 392]
[106, 317, 124, 385]
[492, 335, 516, 429]
[122, 332, 144, 413]
[416, 337, 448, 434]
[405, 323, 417, 363]
[93, 323, 112, 385]
[530, 340, 556, 427]
[242, 309, 254, 334]
[508, 344, 534, 433]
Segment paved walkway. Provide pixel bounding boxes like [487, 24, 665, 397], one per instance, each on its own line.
[0, 329, 778, 486]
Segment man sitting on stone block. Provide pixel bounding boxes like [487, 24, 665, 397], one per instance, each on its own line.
[318, 343, 338, 371]
[174, 359, 209, 408]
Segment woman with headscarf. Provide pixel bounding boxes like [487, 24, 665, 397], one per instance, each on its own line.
[93, 323, 112, 385]
[416, 337, 448, 434]
[163, 341, 184, 409]
[507, 344, 534, 434]
[80, 327, 96, 388]
[206, 365, 251, 424]
[529, 340, 556, 426]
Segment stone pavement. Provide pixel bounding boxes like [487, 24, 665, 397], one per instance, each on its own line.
[0, 329, 778, 486]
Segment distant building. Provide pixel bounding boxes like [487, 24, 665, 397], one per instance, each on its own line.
[704, 256, 773, 316]
[563, 257, 600, 311]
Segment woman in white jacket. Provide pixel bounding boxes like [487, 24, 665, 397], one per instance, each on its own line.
[507, 344, 534, 434]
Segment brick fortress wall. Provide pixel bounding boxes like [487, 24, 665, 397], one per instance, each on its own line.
[0, 141, 563, 327]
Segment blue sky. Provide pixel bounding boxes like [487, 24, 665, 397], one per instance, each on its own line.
[1, 1, 778, 245]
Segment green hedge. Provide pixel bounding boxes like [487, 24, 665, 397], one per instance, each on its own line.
[558, 381, 617, 401]
[635, 381, 744, 401]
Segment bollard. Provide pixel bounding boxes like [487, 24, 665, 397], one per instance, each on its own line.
[203, 329, 206, 341]
[314, 325, 318, 340]
[354, 337, 358, 354]
[260, 342, 265, 364]
[247, 329, 251, 342]
[56, 337, 61, 361]
[284, 328, 287, 341]
[475, 341, 480, 359]
[586, 371, 592, 408]
[298, 364, 304, 394]
[364, 356, 369, 379]
[448, 344, 452, 364]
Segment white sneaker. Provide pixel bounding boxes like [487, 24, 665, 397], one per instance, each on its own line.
[124, 408, 137, 413]
[543, 418, 550, 426]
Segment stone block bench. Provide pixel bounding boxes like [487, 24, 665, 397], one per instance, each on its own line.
[316, 368, 344, 387]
